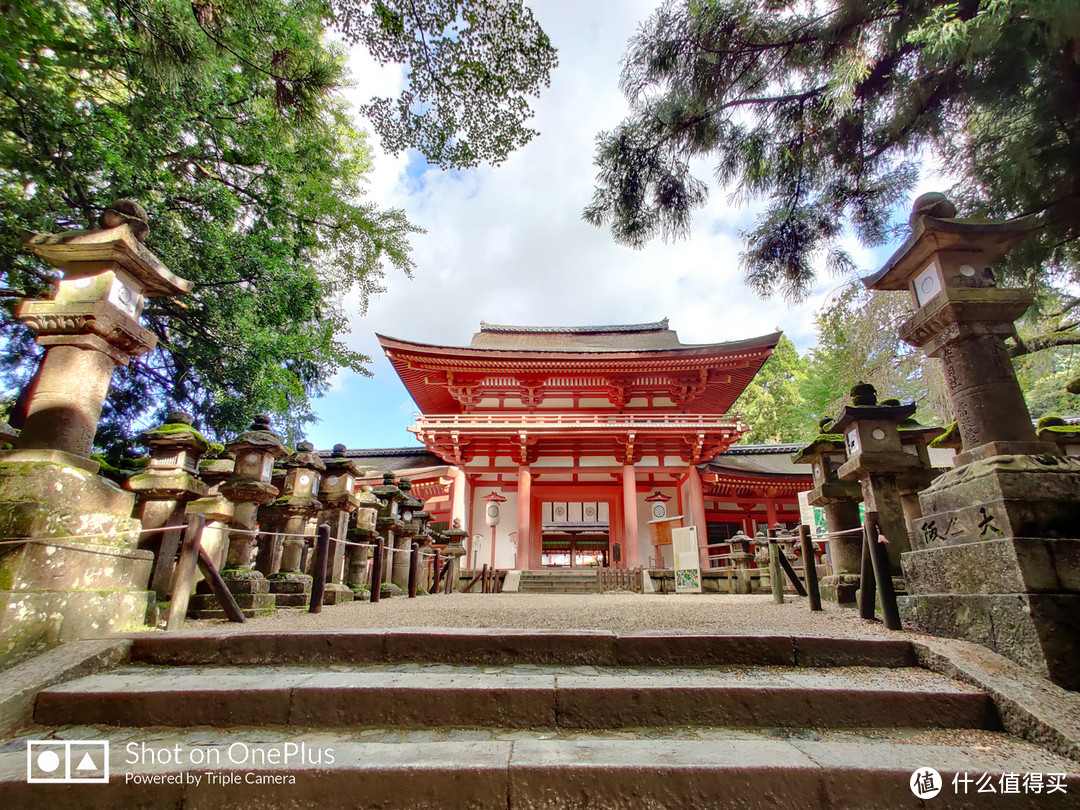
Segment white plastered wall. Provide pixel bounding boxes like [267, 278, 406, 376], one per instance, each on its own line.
[468, 485, 520, 569]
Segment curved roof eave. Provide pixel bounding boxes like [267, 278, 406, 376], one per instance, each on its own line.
[376, 331, 783, 360]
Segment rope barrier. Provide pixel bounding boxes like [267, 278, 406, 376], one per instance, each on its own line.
[0, 523, 190, 545]
[0, 537, 150, 560]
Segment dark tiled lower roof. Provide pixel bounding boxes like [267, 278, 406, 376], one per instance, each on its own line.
[317, 447, 444, 473]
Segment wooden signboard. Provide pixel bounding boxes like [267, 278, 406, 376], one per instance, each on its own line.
[647, 515, 684, 547]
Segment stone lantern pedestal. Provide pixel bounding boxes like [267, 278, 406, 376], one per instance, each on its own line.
[792, 434, 864, 604]
[0, 206, 193, 661]
[864, 193, 1080, 687]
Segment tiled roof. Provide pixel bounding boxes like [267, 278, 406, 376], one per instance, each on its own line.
[701, 444, 811, 478]
[316, 447, 444, 473]
[467, 319, 687, 352]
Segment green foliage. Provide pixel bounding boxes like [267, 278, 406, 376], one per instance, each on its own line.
[732, 334, 815, 444]
[0, 0, 555, 456]
[586, 1, 1080, 302]
[335, 0, 558, 168]
[800, 282, 951, 426]
[1, 0, 418, 453]
[1014, 343, 1080, 419]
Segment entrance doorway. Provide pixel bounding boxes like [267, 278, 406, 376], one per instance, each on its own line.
[540, 501, 610, 567]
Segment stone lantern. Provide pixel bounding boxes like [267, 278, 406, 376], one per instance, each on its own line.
[345, 485, 381, 594]
[792, 429, 863, 604]
[0, 202, 195, 660]
[832, 384, 922, 583]
[372, 473, 407, 588]
[259, 441, 324, 608]
[725, 530, 755, 595]
[10, 202, 192, 468]
[217, 414, 287, 615]
[126, 411, 210, 599]
[864, 193, 1080, 687]
[315, 443, 366, 605]
[438, 517, 469, 590]
[390, 478, 424, 589]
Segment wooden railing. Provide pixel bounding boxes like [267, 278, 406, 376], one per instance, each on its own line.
[597, 566, 643, 593]
[411, 413, 742, 431]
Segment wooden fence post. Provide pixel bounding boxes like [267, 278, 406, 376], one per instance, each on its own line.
[799, 524, 822, 612]
[308, 523, 330, 614]
[408, 542, 420, 598]
[370, 535, 384, 603]
[858, 520, 876, 621]
[196, 546, 246, 624]
[865, 512, 902, 630]
[166, 514, 205, 631]
[767, 528, 784, 604]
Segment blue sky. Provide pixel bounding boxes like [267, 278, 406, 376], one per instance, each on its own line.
[305, 1, 937, 452]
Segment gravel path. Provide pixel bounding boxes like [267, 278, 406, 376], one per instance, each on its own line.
[187, 593, 924, 639]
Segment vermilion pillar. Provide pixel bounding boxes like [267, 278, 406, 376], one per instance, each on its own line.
[517, 466, 533, 570]
[622, 464, 639, 568]
[765, 495, 778, 530]
[688, 465, 708, 542]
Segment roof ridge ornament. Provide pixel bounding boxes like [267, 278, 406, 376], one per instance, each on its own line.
[477, 319, 670, 334]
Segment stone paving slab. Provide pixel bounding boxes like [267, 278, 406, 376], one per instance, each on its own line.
[34, 665, 994, 731]
[1, 730, 1075, 809]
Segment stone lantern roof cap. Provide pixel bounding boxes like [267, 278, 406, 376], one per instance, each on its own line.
[831, 402, 917, 433]
[284, 440, 326, 471]
[791, 434, 846, 464]
[23, 224, 193, 297]
[373, 471, 406, 500]
[862, 194, 1036, 291]
[139, 413, 211, 453]
[898, 417, 946, 444]
[226, 414, 288, 458]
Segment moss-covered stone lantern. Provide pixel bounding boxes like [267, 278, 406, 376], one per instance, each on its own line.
[217, 414, 287, 615]
[316, 443, 366, 605]
[259, 440, 324, 608]
[437, 517, 469, 590]
[345, 485, 380, 595]
[0, 202, 195, 660]
[372, 472, 407, 586]
[391, 478, 424, 589]
[126, 411, 210, 599]
[832, 384, 921, 583]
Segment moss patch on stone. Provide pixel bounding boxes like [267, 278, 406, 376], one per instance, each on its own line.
[930, 421, 961, 448]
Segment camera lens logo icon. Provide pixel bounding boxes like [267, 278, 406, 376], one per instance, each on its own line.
[26, 740, 109, 784]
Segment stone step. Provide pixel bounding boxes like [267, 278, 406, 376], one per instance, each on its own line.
[2, 725, 1076, 808]
[519, 570, 598, 577]
[123, 630, 919, 669]
[34, 664, 997, 731]
[516, 584, 597, 594]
